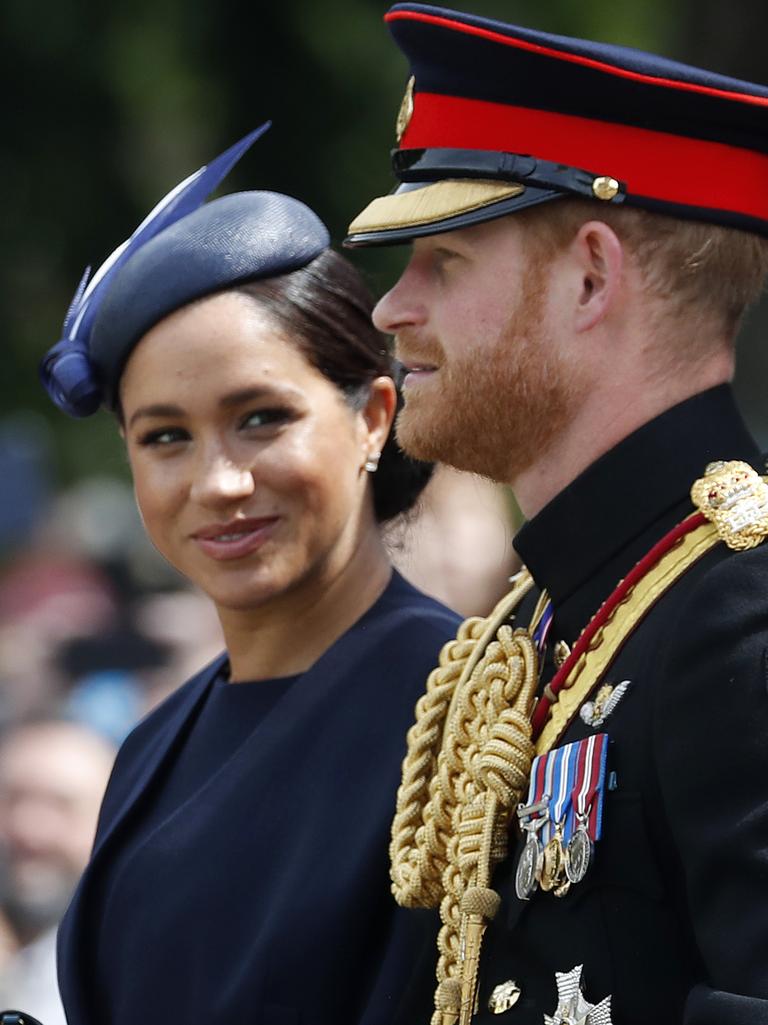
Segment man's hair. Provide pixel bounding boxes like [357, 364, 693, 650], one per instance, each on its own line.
[519, 199, 768, 343]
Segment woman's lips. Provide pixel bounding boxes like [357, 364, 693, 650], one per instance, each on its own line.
[192, 518, 279, 561]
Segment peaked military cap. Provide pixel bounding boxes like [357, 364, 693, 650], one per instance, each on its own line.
[346, 3, 768, 246]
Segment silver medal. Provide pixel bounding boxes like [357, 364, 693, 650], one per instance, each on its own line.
[515, 797, 549, 901]
[515, 834, 542, 900]
[565, 825, 593, 885]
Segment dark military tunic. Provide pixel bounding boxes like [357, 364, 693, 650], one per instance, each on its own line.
[476, 385, 768, 1024]
[57, 571, 459, 1025]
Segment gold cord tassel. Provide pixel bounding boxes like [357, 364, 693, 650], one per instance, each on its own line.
[390, 573, 539, 1025]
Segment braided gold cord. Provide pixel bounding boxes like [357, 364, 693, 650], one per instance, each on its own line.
[389, 573, 538, 1025]
[390, 616, 488, 908]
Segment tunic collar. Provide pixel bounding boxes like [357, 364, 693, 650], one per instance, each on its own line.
[513, 385, 762, 618]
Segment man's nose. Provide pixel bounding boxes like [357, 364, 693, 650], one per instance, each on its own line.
[372, 266, 426, 334]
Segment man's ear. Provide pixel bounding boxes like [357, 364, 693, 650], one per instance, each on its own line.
[570, 220, 625, 333]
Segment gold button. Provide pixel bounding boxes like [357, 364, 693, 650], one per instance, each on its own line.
[488, 980, 521, 1014]
[592, 175, 620, 201]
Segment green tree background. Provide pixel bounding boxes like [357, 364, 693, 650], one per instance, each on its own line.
[3, 0, 768, 493]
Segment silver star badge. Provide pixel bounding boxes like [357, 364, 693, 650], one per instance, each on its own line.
[543, 965, 613, 1025]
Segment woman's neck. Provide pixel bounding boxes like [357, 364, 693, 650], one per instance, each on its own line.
[217, 530, 393, 682]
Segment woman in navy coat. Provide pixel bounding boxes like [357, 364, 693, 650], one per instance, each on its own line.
[33, 128, 460, 1025]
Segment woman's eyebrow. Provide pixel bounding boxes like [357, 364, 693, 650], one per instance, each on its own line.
[127, 403, 185, 429]
[218, 386, 282, 409]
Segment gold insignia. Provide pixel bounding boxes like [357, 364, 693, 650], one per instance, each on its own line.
[489, 980, 521, 1014]
[553, 639, 571, 668]
[592, 176, 620, 201]
[579, 681, 631, 729]
[690, 460, 768, 551]
[396, 75, 415, 142]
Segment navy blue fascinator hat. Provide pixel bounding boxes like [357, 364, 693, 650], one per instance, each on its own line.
[41, 123, 330, 417]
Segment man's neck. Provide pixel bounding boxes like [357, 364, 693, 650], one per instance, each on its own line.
[511, 363, 734, 520]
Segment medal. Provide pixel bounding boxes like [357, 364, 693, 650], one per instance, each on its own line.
[540, 743, 576, 892]
[539, 835, 563, 892]
[565, 820, 593, 885]
[515, 829, 543, 900]
[515, 735, 609, 900]
[564, 733, 609, 886]
[515, 791, 549, 901]
[540, 821, 566, 893]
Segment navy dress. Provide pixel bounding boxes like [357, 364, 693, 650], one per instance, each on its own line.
[57, 572, 460, 1025]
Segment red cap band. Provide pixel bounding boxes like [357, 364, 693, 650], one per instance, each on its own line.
[401, 92, 768, 222]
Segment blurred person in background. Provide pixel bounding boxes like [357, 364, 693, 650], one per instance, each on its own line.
[34, 128, 460, 1025]
[0, 719, 115, 1025]
[389, 465, 518, 617]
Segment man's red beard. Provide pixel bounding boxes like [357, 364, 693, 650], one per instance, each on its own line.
[395, 285, 585, 485]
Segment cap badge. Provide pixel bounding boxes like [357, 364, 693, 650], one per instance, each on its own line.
[544, 965, 613, 1025]
[396, 75, 415, 143]
[488, 980, 521, 1014]
[591, 176, 620, 201]
[691, 460, 768, 550]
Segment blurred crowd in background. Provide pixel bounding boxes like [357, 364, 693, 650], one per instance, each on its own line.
[0, 424, 228, 1020]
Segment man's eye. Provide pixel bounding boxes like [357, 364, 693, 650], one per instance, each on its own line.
[137, 427, 188, 446]
[433, 248, 460, 273]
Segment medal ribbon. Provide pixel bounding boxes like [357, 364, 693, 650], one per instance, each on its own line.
[532, 598, 554, 659]
[554, 743, 575, 842]
[520, 749, 550, 825]
[567, 733, 609, 841]
[541, 748, 558, 844]
[538, 743, 577, 844]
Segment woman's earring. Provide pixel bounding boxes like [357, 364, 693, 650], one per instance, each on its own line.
[364, 452, 381, 473]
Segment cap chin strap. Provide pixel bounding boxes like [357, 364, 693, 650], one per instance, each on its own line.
[393, 147, 627, 203]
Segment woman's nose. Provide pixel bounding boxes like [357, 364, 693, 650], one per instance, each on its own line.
[190, 449, 255, 506]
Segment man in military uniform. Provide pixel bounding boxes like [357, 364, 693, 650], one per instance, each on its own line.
[346, 6, 768, 1025]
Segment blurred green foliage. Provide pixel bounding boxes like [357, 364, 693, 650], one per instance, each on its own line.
[3, 0, 768, 488]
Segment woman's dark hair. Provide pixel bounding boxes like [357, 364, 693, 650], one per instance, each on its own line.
[236, 249, 433, 522]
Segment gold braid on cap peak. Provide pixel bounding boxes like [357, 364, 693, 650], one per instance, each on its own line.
[390, 571, 538, 1025]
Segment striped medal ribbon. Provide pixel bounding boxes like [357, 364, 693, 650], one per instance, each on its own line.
[565, 732, 609, 884]
[539, 743, 578, 895]
[515, 734, 609, 899]
[532, 597, 554, 660]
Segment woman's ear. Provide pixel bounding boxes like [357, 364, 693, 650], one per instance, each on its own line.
[361, 376, 397, 457]
[570, 220, 625, 333]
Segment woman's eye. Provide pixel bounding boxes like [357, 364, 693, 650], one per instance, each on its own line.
[241, 408, 290, 430]
[137, 427, 189, 447]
